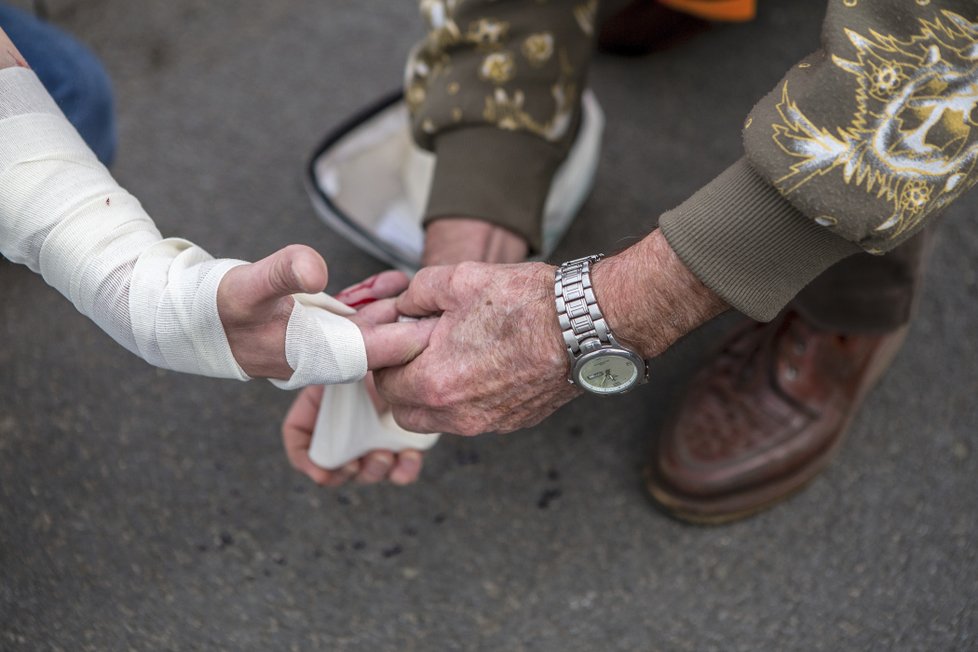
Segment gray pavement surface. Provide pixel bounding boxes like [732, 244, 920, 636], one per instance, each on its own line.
[2, 1, 977, 650]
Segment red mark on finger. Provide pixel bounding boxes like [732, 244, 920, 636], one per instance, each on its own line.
[337, 275, 385, 308]
[336, 275, 380, 299]
[6, 50, 30, 69]
[343, 297, 378, 309]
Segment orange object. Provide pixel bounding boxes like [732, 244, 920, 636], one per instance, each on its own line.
[659, 0, 756, 22]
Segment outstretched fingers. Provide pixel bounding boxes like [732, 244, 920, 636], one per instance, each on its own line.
[349, 449, 424, 485]
[281, 385, 331, 484]
[389, 450, 424, 485]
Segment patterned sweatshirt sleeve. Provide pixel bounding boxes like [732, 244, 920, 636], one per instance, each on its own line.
[407, 0, 598, 253]
[659, 0, 978, 320]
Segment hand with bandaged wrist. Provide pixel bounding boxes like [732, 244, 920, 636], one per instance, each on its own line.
[0, 61, 431, 388]
[0, 37, 438, 477]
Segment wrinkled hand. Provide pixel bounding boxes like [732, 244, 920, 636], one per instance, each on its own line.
[280, 269, 432, 486]
[375, 261, 581, 436]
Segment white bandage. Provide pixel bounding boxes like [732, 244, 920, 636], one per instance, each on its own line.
[309, 380, 440, 469]
[0, 67, 376, 388]
[291, 294, 439, 469]
[0, 67, 245, 378]
[269, 293, 368, 390]
[0, 67, 433, 463]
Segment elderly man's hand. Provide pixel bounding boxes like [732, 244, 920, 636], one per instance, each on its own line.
[374, 261, 581, 435]
[373, 231, 731, 436]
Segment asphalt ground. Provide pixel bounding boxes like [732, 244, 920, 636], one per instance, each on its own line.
[1, 1, 976, 650]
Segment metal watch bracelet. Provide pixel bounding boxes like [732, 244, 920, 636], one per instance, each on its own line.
[555, 255, 649, 393]
[554, 254, 649, 396]
[555, 254, 611, 363]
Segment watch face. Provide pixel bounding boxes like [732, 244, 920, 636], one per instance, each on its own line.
[575, 351, 640, 394]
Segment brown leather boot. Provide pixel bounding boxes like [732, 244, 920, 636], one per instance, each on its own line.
[645, 310, 909, 524]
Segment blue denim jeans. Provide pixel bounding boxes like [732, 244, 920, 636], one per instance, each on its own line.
[0, 3, 116, 165]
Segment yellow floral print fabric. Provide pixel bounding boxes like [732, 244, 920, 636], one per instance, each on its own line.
[407, 0, 597, 150]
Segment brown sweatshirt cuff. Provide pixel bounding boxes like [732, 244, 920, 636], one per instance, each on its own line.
[659, 158, 862, 322]
[423, 126, 567, 255]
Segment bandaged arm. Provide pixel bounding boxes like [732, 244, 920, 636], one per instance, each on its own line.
[0, 66, 366, 385]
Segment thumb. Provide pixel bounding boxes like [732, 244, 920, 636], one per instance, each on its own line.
[395, 265, 455, 317]
[223, 245, 328, 313]
[360, 318, 438, 370]
[217, 245, 329, 379]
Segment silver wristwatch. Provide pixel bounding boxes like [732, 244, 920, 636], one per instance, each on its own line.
[554, 255, 649, 395]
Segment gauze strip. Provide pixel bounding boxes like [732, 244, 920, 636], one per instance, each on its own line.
[0, 67, 248, 378]
[288, 295, 439, 469]
[269, 294, 368, 390]
[309, 380, 440, 469]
